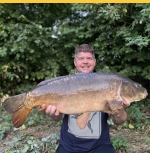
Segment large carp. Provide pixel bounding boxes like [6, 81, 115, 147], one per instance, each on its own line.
[2, 72, 148, 129]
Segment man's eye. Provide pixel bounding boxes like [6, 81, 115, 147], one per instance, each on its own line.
[78, 57, 83, 60]
[78, 57, 93, 60]
[87, 57, 92, 60]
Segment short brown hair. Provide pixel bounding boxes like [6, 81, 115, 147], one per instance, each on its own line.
[75, 44, 95, 58]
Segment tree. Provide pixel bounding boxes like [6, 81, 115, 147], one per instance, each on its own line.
[0, 4, 150, 96]
[54, 4, 150, 93]
[0, 4, 73, 95]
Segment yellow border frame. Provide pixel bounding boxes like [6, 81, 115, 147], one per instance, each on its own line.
[1, 1, 150, 3]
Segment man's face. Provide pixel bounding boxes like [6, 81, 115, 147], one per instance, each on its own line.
[74, 52, 96, 73]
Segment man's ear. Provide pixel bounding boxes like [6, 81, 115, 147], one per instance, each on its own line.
[74, 59, 76, 66]
[94, 59, 96, 67]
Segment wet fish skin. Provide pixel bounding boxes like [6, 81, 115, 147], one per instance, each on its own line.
[2, 72, 148, 128]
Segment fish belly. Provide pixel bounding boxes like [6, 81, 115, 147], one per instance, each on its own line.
[54, 89, 119, 114]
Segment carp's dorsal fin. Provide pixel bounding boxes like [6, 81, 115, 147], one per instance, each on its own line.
[107, 100, 123, 111]
[77, 112, 91, 129]
[12, 105, 31, 128]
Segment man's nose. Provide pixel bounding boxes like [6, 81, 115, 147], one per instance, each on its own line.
[82, 58, 88, 63]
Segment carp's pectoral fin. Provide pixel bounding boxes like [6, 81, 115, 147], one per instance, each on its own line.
[77, 112, 91, 129]
[12, 105, 31, 128]
[107, 100, 123, 111]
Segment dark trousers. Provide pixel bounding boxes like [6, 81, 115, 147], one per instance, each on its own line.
[56, 144, 115, 153]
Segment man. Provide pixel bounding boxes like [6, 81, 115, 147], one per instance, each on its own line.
[41, 44, 127, 153]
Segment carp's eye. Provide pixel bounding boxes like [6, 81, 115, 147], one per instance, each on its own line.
[135, 83, 141, 88]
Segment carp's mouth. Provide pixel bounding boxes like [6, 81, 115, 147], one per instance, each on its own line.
[133, 90, 148, 102]
[121, 89, 148, 106]
[143, 90, 148, 98]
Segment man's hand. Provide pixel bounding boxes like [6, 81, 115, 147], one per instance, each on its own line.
[41, 104, 63, 121]
[110, 108, 127, 125]
[105, 103, 128, 125]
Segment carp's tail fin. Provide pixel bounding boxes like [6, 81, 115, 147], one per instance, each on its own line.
[2, 93, 31, 128]
[12, 106, 31, 128]
[2, 93, 26, 114]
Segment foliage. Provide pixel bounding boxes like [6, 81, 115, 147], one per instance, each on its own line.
[0, 106, 12, 141]
[55, 4, 150, 94]
[0, 123, 11, 141]
[0, 4, 150, 96]
[0, 106, 60, 153]
[41, 132, 60, 153]
[111, 134, 128, 152]
[0, 4, 73, 95]
[126, 100, 150, 130]
[1, 131, 60, 153]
